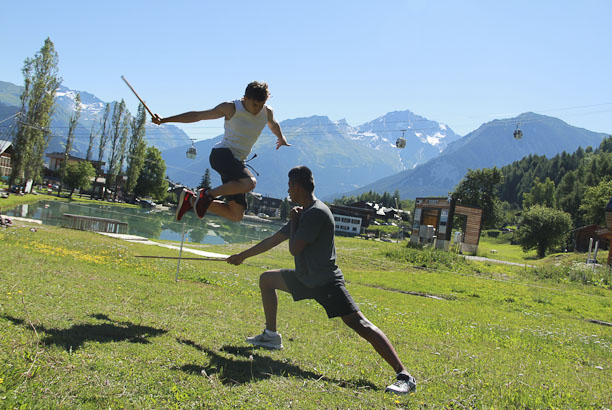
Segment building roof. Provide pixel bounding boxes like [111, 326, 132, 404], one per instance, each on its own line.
[45, 152, 105, 166]
[0, 140, 12, 156]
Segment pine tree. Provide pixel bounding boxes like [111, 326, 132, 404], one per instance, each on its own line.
[198, 168, 211, 189]
[10, 38, 61, 191]
[58, 93, 81, 196]
[452, 167, 503, 229]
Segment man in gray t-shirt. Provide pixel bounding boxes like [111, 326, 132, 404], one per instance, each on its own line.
[278, 200, 344, 288]
[227, 166, 417, 395]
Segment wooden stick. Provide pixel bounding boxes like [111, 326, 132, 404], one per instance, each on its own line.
[121, 75, 155, 118]
[136, 255, 227, 261]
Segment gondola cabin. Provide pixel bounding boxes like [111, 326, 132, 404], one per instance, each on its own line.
[186, 140, 197, 159]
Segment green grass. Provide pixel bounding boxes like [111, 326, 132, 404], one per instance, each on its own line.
[477, 231, 542, 264]
[1, 222, 611, 409]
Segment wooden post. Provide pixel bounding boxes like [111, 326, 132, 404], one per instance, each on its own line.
[175, 223, 186, 282]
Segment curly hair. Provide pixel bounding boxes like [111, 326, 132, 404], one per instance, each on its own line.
[244, 81, 270, 102]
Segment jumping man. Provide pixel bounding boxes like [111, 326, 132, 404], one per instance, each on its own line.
[152, 81, 290, 222]
[226, 166, 417, 395]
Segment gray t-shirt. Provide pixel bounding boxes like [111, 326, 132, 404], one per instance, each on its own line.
[279, 200, 344, 288]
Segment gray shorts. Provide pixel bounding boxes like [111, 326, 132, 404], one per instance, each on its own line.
[281, 269, 360, 318]
[209, 148, 253, 209]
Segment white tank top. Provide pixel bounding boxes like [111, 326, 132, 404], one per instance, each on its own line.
[215, 100, 268, 161]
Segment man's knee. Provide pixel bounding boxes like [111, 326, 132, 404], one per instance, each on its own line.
[259, 270, 277, 290]
[247, 177, 256, 191]
[343, 312, 375, 332]
[259, 270, 288, 292]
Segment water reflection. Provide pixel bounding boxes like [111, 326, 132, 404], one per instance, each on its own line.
[5, 200, 283, 245]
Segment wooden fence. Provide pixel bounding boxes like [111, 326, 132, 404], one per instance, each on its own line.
[62, 213, 128, 234]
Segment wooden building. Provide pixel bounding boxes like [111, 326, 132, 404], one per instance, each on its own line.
[410, 197, 484, 254]
[0, 140, 13, 178]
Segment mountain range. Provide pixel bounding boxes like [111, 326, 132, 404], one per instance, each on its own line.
[160, 111, 461, 199]
[340, 112, 609, 200]
[1, 80, 609, 201]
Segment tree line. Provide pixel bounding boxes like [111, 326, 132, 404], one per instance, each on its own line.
[451, 135, 612, 257]
[333, 189, 414, 210]
[8, 38, 168, 202]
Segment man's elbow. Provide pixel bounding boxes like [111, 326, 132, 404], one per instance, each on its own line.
[289, 243, 304, 257]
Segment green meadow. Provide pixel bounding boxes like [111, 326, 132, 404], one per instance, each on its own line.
[1, 220, 611, 409]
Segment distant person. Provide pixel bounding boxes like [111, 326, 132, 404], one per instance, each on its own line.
[152, 81, 290, 222]
[226, 166, 417, 395]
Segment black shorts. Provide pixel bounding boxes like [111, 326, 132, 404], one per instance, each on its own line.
[281, 269, 360, 318]
[209, 148, 254, 209]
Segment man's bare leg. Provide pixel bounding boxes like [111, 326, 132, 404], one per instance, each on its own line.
[208, 201, 246, 222]
[258, 270, 290, 332]
[208, 177, 255, 198]
[341, 311, 407, 375]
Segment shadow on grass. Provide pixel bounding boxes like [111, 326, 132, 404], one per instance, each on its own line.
[176, 338, 379, 390]
[1, 313, 167, 351]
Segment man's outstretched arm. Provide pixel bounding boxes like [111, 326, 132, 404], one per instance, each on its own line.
[226, 231, 289, 265]
[152, 102, 234, 124]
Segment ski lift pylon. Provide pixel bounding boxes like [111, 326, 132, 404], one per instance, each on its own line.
[396, 130, 407, 149]
[186, 139, 197, 159]
[513, 123, 523, 140]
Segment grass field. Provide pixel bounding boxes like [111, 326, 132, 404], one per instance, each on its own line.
[1, 220, 611, 409]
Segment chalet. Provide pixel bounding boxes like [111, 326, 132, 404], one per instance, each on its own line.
[571, 224, 609, 252]
[45, 152, 105, 173]
[0, 140, 12, 179]
[249, 193, 283, 217]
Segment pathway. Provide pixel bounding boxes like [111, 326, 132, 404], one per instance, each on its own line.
[97, 232, 228, 259]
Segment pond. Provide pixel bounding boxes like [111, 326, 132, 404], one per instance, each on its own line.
[4, 200, 284, 245]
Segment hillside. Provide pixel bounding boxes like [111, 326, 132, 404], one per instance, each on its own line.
[1, 220, 610, 409]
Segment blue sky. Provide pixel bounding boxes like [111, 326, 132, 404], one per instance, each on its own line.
[1, 0, 611, 140]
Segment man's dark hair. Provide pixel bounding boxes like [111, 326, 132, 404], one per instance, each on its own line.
[288, 166, 315, 193]
[245, 81, 270, 102]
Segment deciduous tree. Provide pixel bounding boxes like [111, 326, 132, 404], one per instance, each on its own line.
[64, 161, 95, 199]
[10, 38, 61, 191]
[125, 104, 147, 200]
[58, 93, 81, 196]
[516, 205, 572, 258]
[134, 146, 168, 202]
[579, 179, 612, 226]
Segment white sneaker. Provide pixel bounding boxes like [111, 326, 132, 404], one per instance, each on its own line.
[385, 374, 417, 395]
[246, 330, 283, 350]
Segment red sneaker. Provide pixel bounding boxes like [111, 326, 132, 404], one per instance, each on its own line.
[176, 189, 195, 221]
[194, 188, 213, 219]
